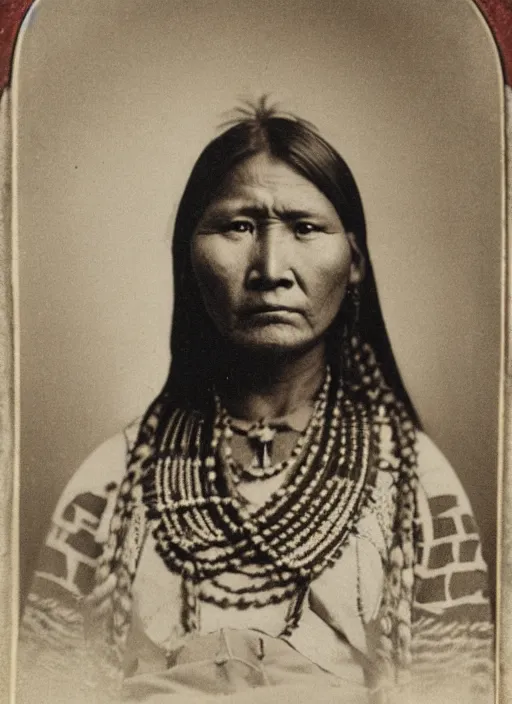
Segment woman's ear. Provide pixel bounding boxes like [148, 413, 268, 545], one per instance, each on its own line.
[346, 232, 366, 284]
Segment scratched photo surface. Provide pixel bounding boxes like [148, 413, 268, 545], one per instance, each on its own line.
[12, 1, 502, 703]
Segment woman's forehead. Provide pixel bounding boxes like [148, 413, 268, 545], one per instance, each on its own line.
[208, 154, 339, 217]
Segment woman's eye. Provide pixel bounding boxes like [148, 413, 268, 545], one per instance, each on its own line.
[224, 220, 254, 234]
[295, 222, 321, 236]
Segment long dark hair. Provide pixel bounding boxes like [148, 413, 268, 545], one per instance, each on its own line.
[161, 99, 420, 427]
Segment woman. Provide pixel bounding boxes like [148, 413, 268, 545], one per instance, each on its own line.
[18, 101, 494, 704]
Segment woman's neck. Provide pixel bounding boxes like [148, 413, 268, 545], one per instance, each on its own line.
[218, 342, 327, 421]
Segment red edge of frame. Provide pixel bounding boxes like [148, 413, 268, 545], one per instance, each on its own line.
[0, 0, 33, 91]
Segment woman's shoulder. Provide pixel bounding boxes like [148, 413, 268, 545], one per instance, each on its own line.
[412, 430, 490, 616]
[49, 416, 143, 543]
[414, 430, 473, 512]
[413, 430, 481, 548]
[56, 417, 141, 507]
[27, 418, 143, 602]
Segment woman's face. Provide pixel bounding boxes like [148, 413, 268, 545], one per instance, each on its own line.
[191, 153, 363, 354]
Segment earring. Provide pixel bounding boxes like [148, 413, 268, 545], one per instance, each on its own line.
[341, 286, 362, 385]
[346, 285, 361, 336]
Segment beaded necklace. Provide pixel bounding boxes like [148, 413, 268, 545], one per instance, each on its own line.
[140, 363, 379, 637]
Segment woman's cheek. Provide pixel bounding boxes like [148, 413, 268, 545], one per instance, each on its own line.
[306, 242, 352, 301]
[192, 239, 242, 320]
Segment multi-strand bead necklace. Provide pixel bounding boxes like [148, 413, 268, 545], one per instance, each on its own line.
[140, 363, 379, 636]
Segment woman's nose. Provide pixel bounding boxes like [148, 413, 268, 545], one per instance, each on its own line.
[246, 228, 294, 291]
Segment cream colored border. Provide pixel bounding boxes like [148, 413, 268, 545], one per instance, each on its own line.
[498, 84, 510, 704]
[0, 86, 15, 703]
[0, 1, 508, 702]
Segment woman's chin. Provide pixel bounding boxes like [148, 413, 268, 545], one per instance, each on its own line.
[227, 326, 320, 356]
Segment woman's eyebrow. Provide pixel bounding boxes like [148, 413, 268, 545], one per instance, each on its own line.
[275, 208, 319, 220]
[204, 203, 322, 220]
[200, 203, 266, 219]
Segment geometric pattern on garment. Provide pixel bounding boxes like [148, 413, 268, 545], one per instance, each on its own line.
[414, 486, 489, 615]
[35, 491, 108, 597]
[413, 432, 490, 615]
[29, 423, 138, 601]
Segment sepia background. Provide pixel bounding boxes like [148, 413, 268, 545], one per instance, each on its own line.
[14, 0, 503, 605]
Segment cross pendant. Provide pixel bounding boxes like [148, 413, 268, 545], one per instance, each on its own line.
[248, 423, 276, 469]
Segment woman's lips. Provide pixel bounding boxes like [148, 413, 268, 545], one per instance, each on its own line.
[242, 304, 302, 315]
[240, 305, 303, 325]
